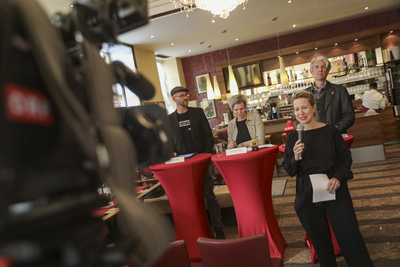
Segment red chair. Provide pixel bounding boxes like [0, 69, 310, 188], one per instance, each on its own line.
[128, 240, 195, 267]
[197, 233, 283, 267]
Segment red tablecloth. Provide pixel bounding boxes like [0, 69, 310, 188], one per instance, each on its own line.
[150, 153, 214, 262]
[211, 146, 286, 259]
[92, 199, 118, 218]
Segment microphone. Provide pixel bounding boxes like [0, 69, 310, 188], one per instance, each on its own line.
[112, 60, 155, 101]
[297, 124, 304, 160]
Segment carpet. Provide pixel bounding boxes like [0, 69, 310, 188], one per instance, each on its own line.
[272, 179, 288, 196]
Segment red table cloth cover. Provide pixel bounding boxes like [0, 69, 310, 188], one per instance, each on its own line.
[150, 153, 214, 262]
[211, 146, 286, 259]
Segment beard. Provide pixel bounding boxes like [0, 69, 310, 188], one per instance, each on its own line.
[178, 100, 188, 107]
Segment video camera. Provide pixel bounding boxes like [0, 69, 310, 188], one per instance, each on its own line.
[0, 0, 173, 266]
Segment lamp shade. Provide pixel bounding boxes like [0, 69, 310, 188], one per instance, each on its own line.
[228, 65, 239, 95]
[279, 56, 289, 86]
[213, 75, 221, 99]
[206, 74, 214, 99]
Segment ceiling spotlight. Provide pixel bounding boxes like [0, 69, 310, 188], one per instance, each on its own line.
[235, 38, 239, 41]
[189, 50, 192, 52]
[288, 0, 292, 3]
[70, 4, 73, 7]
[365, 7, 368, 10]
[296, 52, 299, 54]
[171, 43, 175, 46]
[293, 24, 296, 27]
[212, 20, 215, 23]
[150, 35, 154, 38]
[335, 43, 338, 46]
[390, 31, 393, 33]
[315, 48, 318, 50]
[355, 39, 358, 41]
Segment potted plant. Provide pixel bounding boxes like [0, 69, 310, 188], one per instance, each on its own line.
[276, 71, 281, 84]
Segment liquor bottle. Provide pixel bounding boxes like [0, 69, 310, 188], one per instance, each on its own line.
[267, 73, 272, 86]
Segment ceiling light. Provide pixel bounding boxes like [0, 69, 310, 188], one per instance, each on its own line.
[355, 39, 358, 41]
[150, 35, 154, 38]
[70, 5, 73, 7]
[315, 48, 318, 50]
[235, 38, 239, 41]
[273, 17, 289, 86]
[390, 31, 393, 33]
[223, 30, 239, 95]
[171, 43, 175, 46]
[293, 24, 296, 27]
[189, 50, 192, 52]
[296, 52, 299, 54]
[288, 0, 292, 3]
[171, 0, 248, 19]
[365, 7, 368, 10]
[335, 43, 338, 46]
[212, 20, 215, 23]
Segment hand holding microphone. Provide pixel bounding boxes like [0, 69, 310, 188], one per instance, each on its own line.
[294, 124, 304, 161]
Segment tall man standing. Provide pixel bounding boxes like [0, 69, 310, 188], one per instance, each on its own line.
[168, 86, 225, 239]
[305, 56, 355, 133]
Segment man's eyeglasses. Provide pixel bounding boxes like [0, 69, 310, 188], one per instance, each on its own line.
[174, 93, 189, 98]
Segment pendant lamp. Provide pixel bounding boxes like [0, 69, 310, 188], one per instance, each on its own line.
[206, 74, 214, 99]
[209, 48, 221, 99]
[223, 30, 239, 95]
[201, 42, 214, 100]
[213, 76, 222, 99]
[273, 17, 289, 86]
[279, 56, 289, 86]
[228, 65, 239, 95]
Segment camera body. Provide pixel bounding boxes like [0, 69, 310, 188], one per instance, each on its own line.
[0, 0, 173, 266]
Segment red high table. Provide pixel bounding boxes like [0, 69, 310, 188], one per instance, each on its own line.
[150, 153, 214, 262]
[211, 146, 286, 259]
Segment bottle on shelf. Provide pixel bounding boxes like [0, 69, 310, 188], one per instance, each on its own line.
[267, 73, 272, 86]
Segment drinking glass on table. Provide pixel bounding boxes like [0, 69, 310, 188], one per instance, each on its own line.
[215, 143, 223, 157]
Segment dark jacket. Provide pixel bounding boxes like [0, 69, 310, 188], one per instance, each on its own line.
[305, 81, 355, 133]
[168, 107, 214, 156]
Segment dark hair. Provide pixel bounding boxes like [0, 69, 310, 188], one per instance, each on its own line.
[369, 82, 377, 89]
[292, 91, 319, 121]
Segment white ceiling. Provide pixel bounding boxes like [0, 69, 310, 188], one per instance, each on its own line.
[37, 0, 399, 59]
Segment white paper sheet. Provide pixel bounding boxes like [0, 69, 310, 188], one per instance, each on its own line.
[309, 174, 336, 203]
[165, 156, 185, 164]
[226, 147, 247, 156]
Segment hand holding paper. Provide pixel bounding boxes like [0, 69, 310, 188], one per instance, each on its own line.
[309, 174, 336, 203]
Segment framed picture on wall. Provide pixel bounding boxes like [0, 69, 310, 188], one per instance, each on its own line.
[200, 99, 217, 119]
[195, 73, 209, 94]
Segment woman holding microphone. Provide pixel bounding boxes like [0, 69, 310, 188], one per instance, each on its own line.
[283, 91, 373, 267]
[227, 94, 265, 149]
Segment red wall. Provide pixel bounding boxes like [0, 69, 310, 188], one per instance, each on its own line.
[182, 9, 400, 126]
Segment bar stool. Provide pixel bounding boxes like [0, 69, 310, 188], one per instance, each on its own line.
[265, 134, 279, 177]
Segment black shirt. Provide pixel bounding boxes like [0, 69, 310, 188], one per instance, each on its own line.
[177, 111, 196, 154]
[236, 119, 252, 146]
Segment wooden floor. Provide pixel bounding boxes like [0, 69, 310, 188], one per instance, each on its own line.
[221, 141, 400, 266]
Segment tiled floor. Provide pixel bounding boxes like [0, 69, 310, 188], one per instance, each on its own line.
[221, 142, 400, 266]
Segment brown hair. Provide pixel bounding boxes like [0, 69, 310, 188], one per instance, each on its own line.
[292, 91, 319, 121]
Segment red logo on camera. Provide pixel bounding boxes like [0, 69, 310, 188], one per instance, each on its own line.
[4, 83, 54, 125]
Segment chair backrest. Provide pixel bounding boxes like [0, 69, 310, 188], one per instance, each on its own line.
[197, 233, 277, 267]
[128, 240, 192, 267]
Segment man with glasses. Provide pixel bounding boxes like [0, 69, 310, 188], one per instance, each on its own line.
[168, 86, 225, 239]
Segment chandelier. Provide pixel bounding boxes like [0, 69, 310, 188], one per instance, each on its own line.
[171, 0, 248, 19]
